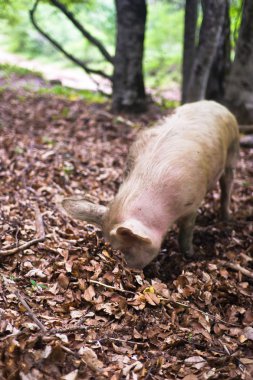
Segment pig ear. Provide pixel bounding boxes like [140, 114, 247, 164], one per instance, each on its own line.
[61, 197, 108, 226]
[111, 221, 152, 244]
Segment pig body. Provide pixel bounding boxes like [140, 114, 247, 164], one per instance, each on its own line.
[62, 101, 239, 269]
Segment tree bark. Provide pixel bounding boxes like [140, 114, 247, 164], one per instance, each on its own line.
[112, 0, 146, 112]
[224, 0, 253, 124]
[185, 0, 226, 102]
[181, 0, 198, 104]
[206, 0, 231, 102]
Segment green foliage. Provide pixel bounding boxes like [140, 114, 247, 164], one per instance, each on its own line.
[0, 0, 115, 65]
[0, 0, 244, 90]
[30, 279, 47, 290]
[0, 63, 43, 78]
[0, 0, 183, 87]
[230, 0, 243, 48]
[145, 2, 184, 87]
[0, 61, 107, 103]
[37, 85, 107, 103]
[157, 98, 180, 110]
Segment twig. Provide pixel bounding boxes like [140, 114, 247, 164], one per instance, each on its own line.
[89, 279, 136, 295]
[0, 331, 22, 342]
[76, 308, 92, 326]
[182, 338, 229, 355]
[144, 367, 154, 380]
[0, 203, 47, 256]
[60, 345, 104, 374]
[15, 225, 20, 247]
[240, 252, 253, 262]
[49, 326, 87, 334]
[61, 345, 79, 357]
[92, 337, 147, 346]
[34, 203, 45, 238]
[90, 280, 241, 327]
[30, 0, 112, 81]
[220, 260, 253, 279]
[50, 0, 114, 64]
[159, 297, 240, 327]
[0, 237, 45, 256]
[15, 290, 46, 332]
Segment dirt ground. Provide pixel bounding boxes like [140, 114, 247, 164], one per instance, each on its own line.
[0, 79, 253, 379]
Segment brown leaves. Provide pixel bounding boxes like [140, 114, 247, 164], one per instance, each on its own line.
[0, 86, 253, 379]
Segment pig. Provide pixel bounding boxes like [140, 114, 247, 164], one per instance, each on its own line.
[61, 100, 239, 269]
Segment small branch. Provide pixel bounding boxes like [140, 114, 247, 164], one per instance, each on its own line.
[60, 345, 104, 373]
[159, 297, 240, 327]
[15, 290, 46, 332]
[15, 225, 20, 247]
[30, 0, 112, 81]
[89, 279, 136, 295]
[0, 204, 46, 256]
[144, 367, 154, 380]
[239, 125, 253, 134]
[0, 237, 45, 257]
[182, 338, 230, 355]
[50, 0, 114, 64]
[61, 345, 79, 357]
[90, 279, 241, 327]
[49, 326, 87, 334]
[220, 260, 253, 280]
[98, 337, 146, 346]
[34, 203, 45, 238]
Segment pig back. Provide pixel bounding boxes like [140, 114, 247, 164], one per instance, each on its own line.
[108, 101, 239, 229]
[127, 101, 238, 186]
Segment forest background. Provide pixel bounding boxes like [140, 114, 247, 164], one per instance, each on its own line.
[0, 0, 244, 111]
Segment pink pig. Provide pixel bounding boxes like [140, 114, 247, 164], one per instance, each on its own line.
[62, 101, 239, 269]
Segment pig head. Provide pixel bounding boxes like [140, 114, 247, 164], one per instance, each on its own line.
[62, 100, 239, 269]
[62, 197, 161, 269]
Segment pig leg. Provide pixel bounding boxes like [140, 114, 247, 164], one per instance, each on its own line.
[178, 212, 197, 258]
[219, 141, 239, 221]
[219, 167, 234, 221]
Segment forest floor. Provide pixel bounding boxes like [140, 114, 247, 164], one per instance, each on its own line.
[0, 69, 253, 380]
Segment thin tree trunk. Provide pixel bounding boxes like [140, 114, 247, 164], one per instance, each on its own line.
[112, 0, 146, 112]
[182, 0, 198, 104]
[206, 0, 231, 102]
[224, 0, 253, 124]
[185, 0, 226, 102]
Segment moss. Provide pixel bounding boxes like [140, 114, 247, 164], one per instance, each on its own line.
[0, 63, 43, 78]
[37, 85, 107, 103]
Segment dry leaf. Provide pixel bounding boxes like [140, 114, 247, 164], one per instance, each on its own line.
[79, 347, 103, 371]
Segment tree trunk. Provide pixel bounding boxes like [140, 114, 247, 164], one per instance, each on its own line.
[181, 0, 198, 104]
[224, 0, 253, 124]
[112, 0, 146, 112]
[185, 0, 226, 102]
[206, 0, 231, 102]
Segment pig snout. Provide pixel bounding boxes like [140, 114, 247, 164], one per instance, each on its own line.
[113, 242, 159, 269]
[115, 245, 157, 269]
[108, 220, 160, 269]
